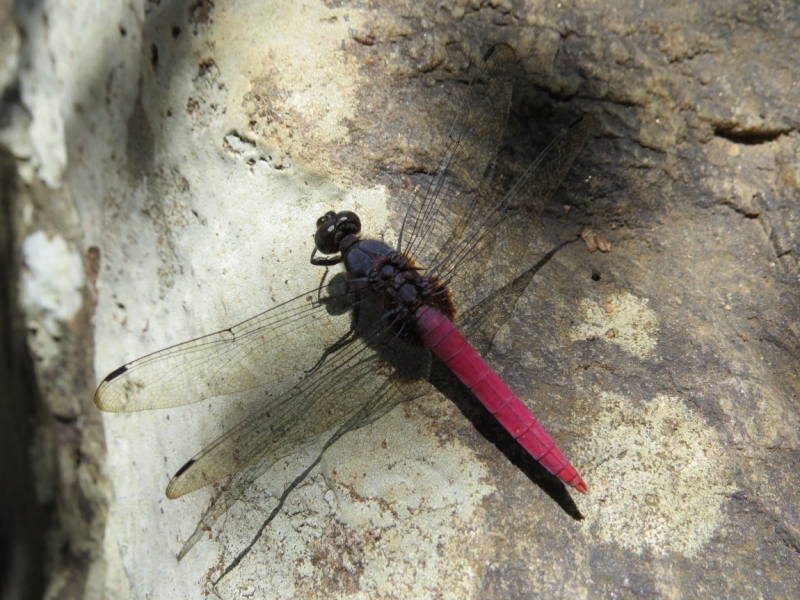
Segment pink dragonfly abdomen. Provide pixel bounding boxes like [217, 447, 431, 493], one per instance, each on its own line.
[415, 305, 587, 493]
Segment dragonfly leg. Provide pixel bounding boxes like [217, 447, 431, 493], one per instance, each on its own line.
[304, 288, 362, 374]
[311, 266, 331, 308]
[310, 247, 343, 266]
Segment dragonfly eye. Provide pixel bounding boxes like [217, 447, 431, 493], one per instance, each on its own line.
[316, 211, 337, 228]
[334, 211, 361, 235]
[314, 210, 361, 255]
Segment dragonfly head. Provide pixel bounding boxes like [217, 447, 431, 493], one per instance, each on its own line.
[314, 210, 361, 255]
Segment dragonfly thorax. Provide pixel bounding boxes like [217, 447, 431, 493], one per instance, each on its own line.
[344, 239, 455, 325]
[312, 209, 455, 327]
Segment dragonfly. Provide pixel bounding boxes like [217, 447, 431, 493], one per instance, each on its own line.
[95, 43, 597, 561]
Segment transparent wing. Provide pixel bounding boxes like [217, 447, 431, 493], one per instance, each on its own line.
[95, 283, 360, 413]
[175, 345, 423, 560]
[398, 43, 516, 271]
[396, 42, 597, 313]
[164, 308, 430, 498]
[96, 272, 432, 497]
[440, 114, 598, 307]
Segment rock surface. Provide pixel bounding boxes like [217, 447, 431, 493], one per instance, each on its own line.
[3, 0, 799, 598]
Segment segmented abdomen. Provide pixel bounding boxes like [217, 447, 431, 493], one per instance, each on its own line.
[415, 305, 586, 493]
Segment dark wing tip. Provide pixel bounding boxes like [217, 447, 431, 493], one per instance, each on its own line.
[94, 364, 129, 410]
[166, 458, 196, 499]
[570, 113, 600, 131]
[105, 364, 129, 382]
[482, 42, 516, 65]
[482, 44, 499, 61]
[172, 457, 196, 479]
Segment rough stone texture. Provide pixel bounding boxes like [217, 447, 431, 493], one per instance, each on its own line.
[2, 0, 799, 598]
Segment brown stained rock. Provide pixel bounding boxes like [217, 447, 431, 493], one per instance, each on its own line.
[7, 0, 799, 598]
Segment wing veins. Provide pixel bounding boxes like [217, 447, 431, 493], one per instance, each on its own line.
[166, 310, 404, 497]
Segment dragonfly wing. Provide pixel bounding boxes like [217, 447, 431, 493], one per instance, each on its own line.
[94, 282, 360, 412]
[440, 114, 598, 308]
[399, 43, 516, 270]
[452, 244, 559, 356]
[395, 41, 596, 314]
[168, 315, 430, 558]
[176, 372, 415, 560]
[165, 314, 432, 499]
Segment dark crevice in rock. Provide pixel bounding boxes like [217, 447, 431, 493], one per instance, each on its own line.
[713, 127, 786, 145]
[716, 199, 761, 219]
[0, 147, 48, 600]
